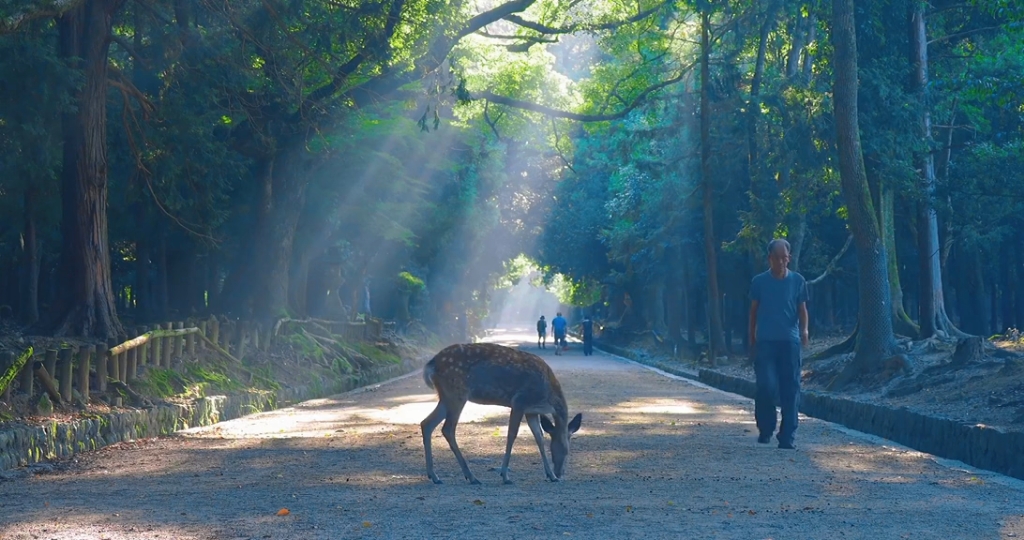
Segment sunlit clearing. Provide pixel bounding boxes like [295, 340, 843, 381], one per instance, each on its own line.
[614, 397, 702, 415]
[181, 397, 512, 440]
[494, 271, 560, 330]
[0, 521, 202, 540]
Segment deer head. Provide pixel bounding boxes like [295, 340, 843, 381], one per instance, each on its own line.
[541, 413, 583, 479]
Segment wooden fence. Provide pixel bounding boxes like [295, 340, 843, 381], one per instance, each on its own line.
[0, 316, 382, 410]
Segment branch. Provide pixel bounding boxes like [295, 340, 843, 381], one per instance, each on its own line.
[0, 0, 83, 34]
[474, 61, 695, 122]
[502, 1, 669, 35]
[347, 0, 538, 108]
[807, 234, 853, 285]
[483, 101, 503, 141]
[928, 25, 1005, 45]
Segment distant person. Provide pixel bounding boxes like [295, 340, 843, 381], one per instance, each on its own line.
[551, 312, 568, 355]
[581, 316, 594, 356]
[749, 238, 809, 450]
[537, 315, 548, 349]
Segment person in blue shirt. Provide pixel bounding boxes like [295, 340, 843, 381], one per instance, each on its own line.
[551, 312, 568, 355]
[749, 238, 809, 450]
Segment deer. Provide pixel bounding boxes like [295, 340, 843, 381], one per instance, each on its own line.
[420, 342, 583, 485]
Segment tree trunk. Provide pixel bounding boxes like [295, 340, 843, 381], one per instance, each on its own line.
[878, 180, 919, 337]
[909, 4, 964, 339]
[747, 0, 781, 241]
[252, 145, 313, 323]
[960, 244, 989, 335]
[154, 228, 169, 320]
[21, 187, 41, 325]
[50, 0, 126, 339]
[700, 10, 727, 361]
[830, 0, 897, 382]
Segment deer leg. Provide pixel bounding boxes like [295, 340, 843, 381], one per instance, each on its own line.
[526, 414, 558, 482]
[441, 404, 480, 485]
[499, 409, 525, 484]
[421, 402, 447, 484]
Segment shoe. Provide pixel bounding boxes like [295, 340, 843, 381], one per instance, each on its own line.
[778, 441, 796, 450]
[757, 433, 771, 444]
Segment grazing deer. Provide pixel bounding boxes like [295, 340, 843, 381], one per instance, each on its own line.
[420, 342, 583, 485]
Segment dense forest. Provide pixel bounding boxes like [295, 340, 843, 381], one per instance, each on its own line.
[1, 0, 1022, 379]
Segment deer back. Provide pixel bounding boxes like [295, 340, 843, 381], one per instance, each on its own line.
[424, 343, 568, 417]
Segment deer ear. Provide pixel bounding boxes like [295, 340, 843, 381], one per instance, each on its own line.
[567, 413, 582, 434]
[540, 414, 555, 435]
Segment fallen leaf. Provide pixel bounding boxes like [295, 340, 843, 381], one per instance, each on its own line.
[276, 508, 290, 516]
[363, 521, 373, 528]
[727, 513, 733, 518]
[473, 499, 485, 506]
[748, 510, 756, 515]
[667, 501, 675, 506]
[625, 506, 633, 513]
[586, 513, 594, 518]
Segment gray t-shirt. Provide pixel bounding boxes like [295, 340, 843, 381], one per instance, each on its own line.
[750, 270, 808, 343]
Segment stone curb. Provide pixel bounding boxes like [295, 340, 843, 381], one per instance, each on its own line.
[595, 341, 1024, 481]
[1, 358, 426, 473]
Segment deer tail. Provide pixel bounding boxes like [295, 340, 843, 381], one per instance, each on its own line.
[422, 358, 437, 390]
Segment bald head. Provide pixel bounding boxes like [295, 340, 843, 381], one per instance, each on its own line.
[767, 239, 791, 256]
[767, 238, 792, 276]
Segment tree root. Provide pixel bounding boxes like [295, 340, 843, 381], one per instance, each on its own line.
[807, 328, 857, 362]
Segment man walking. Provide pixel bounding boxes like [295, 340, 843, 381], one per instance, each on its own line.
[537, 315, 548, 349]
[749, 239, 809, 450]
[551, 312, 568, 355]
[581, 316, 594, 356]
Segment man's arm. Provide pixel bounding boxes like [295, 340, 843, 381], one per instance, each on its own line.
[748, 300, 759, 349]
[798, 302, 809, 347]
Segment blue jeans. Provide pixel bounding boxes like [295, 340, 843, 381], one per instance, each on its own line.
[754, 340, 801, 444]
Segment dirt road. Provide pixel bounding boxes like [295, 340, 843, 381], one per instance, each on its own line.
[2, 330, 1023, 539]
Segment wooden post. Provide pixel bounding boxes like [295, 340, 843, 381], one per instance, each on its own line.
[235, 321, 248, 361]
[185, 323, 196, 358]
[138, 326, 149, 366]
[96, 344, 108, 393]
[152, 324, 163, 370]
[209, 318, 220, 352]
[127, 346, 138, 382]
[33, 361, 63, 405]
[44, 349, 58, 380]
[173, 321, 185, 359]
[58, 348, 74, 403]
[198, 320, 208, 350]
[221, 320, 232, 354]
[76, 345, 93, 400]
[162, 322, 173, 368]
[118, 347, 128, 383]
[1, 351, 12, 402]
[106, 338, 119, 384]
[18, 352, 34, 397]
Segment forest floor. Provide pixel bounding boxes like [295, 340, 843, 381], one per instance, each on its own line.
[605, 327, 1024, 433]
[1, 329, 1023, 539]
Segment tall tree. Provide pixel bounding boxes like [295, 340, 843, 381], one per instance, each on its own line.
[910, 1, 963, 339]
[700, 8, 727, 361]
[830, 0, 897, 385]
[49, 0, 126, 338]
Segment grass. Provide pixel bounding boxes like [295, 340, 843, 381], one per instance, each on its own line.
[349, 340, 401, 365]
[134, 363, 247, 399]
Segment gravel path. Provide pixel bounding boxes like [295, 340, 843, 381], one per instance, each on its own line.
[2, 330, 1023, 539]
